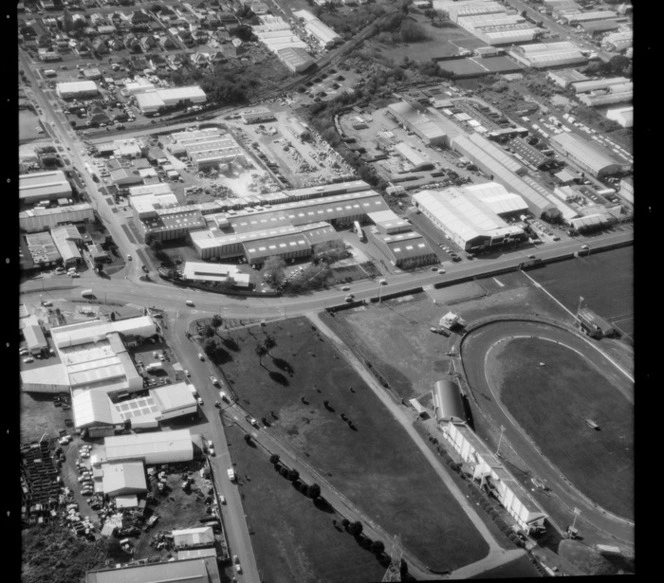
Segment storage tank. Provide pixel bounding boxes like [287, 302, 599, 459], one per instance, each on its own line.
[433, 379, 466, 423]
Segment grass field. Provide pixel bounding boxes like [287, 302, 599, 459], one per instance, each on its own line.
[529, 247, 634, 340]
[491, 337, 633, 519]
[226, 424, 388, 583]
[21, 391, 72, 444]
[469, 553, 542, 579]
[218, 317, 489, 572]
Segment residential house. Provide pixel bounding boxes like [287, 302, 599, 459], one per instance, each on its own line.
[194, 29, 209, 44]
[214, 29, 232, 43]
[76, 41, 92, 56]
[167, 53, 186, 69]
[139, 35, 158, 52]
[97, 24, 117, 35]
[178, 30, 195, 47]
[190, 52, 209, 68]
[93, 39, 110, 55]
[210, 50, 227, 64]
[108, 38, 125, 51]
[158, 35, 177, 50]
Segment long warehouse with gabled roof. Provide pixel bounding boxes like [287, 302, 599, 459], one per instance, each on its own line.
[551, 132, 624, 178]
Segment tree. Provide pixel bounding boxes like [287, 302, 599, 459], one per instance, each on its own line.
[263, 334, 276, 356]
[289, 469, 300, 482]
[211, 314, 223, 328]
[262, 256, 287, 288]
[203, 338, 218, 357]
[204, 325, 215, 338]
[371, 540, 385, 555]
[269, 454, 280, 465]
[341, 518, 350, 529]
[255, 343, 268, 369]
[307, 483, 321, 499]
[348, 521, 363, 537]
[542, 207, 564, 224]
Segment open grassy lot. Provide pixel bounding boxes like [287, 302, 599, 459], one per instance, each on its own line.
[322, 273, 573, 400]
[469, 553, 542, 579]
[20, 391, 72, 444]
[218, 317, 489, 572]
[528, 247, 634, 340]
[226, 424, 387, 583]
[491, 337, 633, 519]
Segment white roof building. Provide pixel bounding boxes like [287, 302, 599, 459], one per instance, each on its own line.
[101, 461, 147, 497]
[464, 183, 529, 215]
[413, 186, 525, 251]
[104, 429, 194, 465]
[606, 106, 633, 128]
[55, 80, 99, 99]
[182, 261, 251, 287]
[551, 132, 623, 177]
[20, 170, 73, 204]
[172, 527, 215, 549]
[509, 41, 587, 69]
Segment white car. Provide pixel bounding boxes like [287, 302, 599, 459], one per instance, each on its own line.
[19, 348, 29, 356]
[184, 369, 190, 377]
[23, 357, 34, 364]
[197, 397, 204, 406]
[198, 353, 205, 361]
[68, 272, 80, 278]
[186, 300, 194, 307]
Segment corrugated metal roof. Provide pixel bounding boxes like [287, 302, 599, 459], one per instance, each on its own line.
[551, 132, 620, 174]
[104, 429, 193, 464]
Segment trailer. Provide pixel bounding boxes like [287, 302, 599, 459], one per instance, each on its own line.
[145, 362, 163, 373]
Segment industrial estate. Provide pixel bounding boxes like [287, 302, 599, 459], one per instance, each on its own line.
[19, 0, 634, 582]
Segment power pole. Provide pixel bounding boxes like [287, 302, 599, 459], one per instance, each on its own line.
[382, 535, 403, 582]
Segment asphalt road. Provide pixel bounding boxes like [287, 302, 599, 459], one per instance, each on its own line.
[165, 310, 261, 583]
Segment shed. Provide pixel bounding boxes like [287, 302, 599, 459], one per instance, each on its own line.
[433, 380, 466, 423]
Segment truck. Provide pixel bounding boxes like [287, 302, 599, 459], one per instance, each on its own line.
[145, 362, 163, 373]
[81, 289, 94, 298]
[227, 468, 236, 482]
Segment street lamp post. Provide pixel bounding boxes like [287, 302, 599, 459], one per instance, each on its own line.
[495, 425, 505, 457]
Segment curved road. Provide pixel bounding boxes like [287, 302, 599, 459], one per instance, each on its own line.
[459, 320, 634, 549]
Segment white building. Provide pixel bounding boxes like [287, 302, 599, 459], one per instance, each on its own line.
[509, 41, 587, 69]
[135, 86, 207, 114]
[606, 106, 633, 128]
[56, 80, 99, 100]
[103, 429, 195, 465]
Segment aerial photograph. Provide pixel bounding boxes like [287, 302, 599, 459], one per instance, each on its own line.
[17, 0, 634, 581]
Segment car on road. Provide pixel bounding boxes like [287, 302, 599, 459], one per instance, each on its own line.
[184, 369, 190, 377]
[186, 300, 194, 306]
[437, 268, 445, 274]
[55, 267, 65, 274]
[235, 564, 242, 574]
[23, 357, 34, 364]
[233, 555, 240, 564]
[198, 353, 205, 361]
[247, 416, 259, 428]
[20, 348, 29, 356]
[219, 391, 229, 402]
[345, 294, 354, 302]
[581, 244, 589, 250]
[68, 272, 80, 278]
[379, 279, 387, 285]
[341, 285, 350, 291]
[210, 376, 220, 386]
[527, 254, 536, 259]
[197, 397, 204, 406]
[451, 255, 462, 262]
[219, 495, 226, 504]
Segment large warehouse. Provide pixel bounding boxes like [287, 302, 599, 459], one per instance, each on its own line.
[368, 230, 438, 269]
[386, 101, 460, 146]
[103, 429, 195, 465]
[19, 203, 95, 233]
[86, 557, 221, 583]
[413, 185, 526, 252]
[56, 80, 99, 100]
[551, 132, 623, 178]
[450, 133, 555, 217]
[508, 42, 587, 69]
[134, 86, 207, 114]
[19, 170, 73, 205]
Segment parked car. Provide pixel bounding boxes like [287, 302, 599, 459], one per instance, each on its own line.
[184, 369, 190, 377]
[197, 397, 204, 406]
[23, 357, 34, 364]
[210, 376, 220, 386]
[186, 299, 194, 306]
[198, 353, 205, 361]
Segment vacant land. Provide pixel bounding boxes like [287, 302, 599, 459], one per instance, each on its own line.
[529, 247, 634, 339]
[322, 273, 572, 400]
[491, 337, 633, 519]
[218, 317, 488, 571]
[227, 424, 387, 583]
[21, 392, 72, 444]
[470, 553, 542, 579]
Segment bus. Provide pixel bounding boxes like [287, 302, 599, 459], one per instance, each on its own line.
[353, 221, 365, 242]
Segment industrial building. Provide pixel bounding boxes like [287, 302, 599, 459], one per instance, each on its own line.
[276, 46, 315, 73]
[24, 231, 61, 267]
[548, 68, 588, 88]
[413, 185, 526, 252]
[86, 557, 221, 583]
[19, 170, 73, 206]
[367, 209, 412, 234]
[172, 527, 216, 550]
[393, 142, 435, 172]
[20, 314, 49, 356]
[56, 80, 99, 100]
[571, 77, 630, 94]
[446, 1, 505, 23]
[103, 429, 195, 465]
[441, 422, 547, 534]
[509, 42, 587, 69]
[576, 307, 616, 339]
[456, 13, 540, 46]
[619, 177, 633, 204]
[432, 380, 466, 424]
[602, 30, 632, 52]
[368, 229, 438, 269]
[165, 128, 246, 170]
[240, 107, 276, 124]
[578, 88, 632, 108]
[50, 225, 82, 267]
[101, 461, 147, 498]
[182, 261, 251, 288]
[508, 137, 557, 170]
[293, 10, 342, 48]
[551, 132, 623, 177]
[386, 101, 460, 147]
[562, 10, 617, 24]
[21, 316, 157, 395]
[134, 86, 207, 114]
[606, 106, 633, 128]
[139, 206, 207, 241]
[450, 133, 555, 217]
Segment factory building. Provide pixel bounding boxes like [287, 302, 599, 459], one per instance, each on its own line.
[55, 80, 99, 100]
[433, 379, 466, 424]
[139, 206, 207, 241]
[100, 461, 147, 498]
[509, 42, 587, 69]
[293, 10, 342, 48]
[19, 203, 95, 233]
[393, 142, 435, 172]
[367, 209, 412, 234]
[619, 178, 633, 204]
[413, 185, 526, 252]
[86, 557, 221, 583]
[456, 14, 539, 46]
[441, 422, 547, 534]
[182, 261, 251, 288]
[578, 89, 632, 108]
[571, 77, 630, 94]
[165, 128, 245, 170]
[551, 132, 623, 177]
[50, 225, 82, 268]
[576, 307, 616, 339]
[446, 1, 505, 23]
[240, 107, 277, 124]
[562, 10, 617, 24]
[450, 133, 555, 217]
[548, 68, 588, 88]
[276, 46, 315, 73]
[368, 229, 438, 269]
[606, 106, 633, 128]
[243, 230, 312, 266]
[134, 86, 206, 114]
[21, 315, 49, 356]
[602, 31, 632, 52]
[24, 231, 61, 267]
[508, 137, 557, 170]
[103, 429, 195, 465]
[386, 101, 460, 147]
[19, 170, 73, 206]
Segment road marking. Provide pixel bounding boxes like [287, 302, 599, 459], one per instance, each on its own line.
[492, 277, 504, 288]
